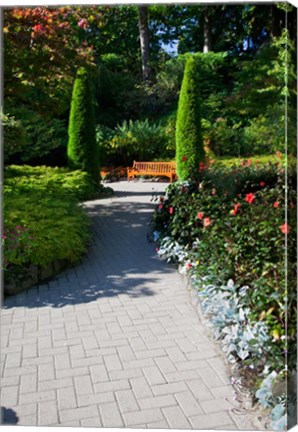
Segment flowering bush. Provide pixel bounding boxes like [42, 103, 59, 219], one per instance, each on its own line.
[153, 161, 296, 427]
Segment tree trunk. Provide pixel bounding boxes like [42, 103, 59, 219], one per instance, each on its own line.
[138, 6, 150, 81]
[203, 8, 212, 53]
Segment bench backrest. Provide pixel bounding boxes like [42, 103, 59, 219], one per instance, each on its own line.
[133, 161, 176, 173]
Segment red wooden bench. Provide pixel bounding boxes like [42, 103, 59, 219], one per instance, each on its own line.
[127, 161, 176, 183]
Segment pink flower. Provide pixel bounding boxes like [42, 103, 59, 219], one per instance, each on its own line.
[2, 234, 7, 239]
[245, 193, 255, 204]
[260, 181, 265, 187]
[78, 18, 89, 29]
[187, 263, 192, 269]
[197, 212, 204, 220]
[273, 201, 279, 208]
[169, 207, 174, 215]
[203, 217, 211, 228]
[280, 223, 290, 235]
[155, 247, 159, 252]
[158, 204, 163, 210]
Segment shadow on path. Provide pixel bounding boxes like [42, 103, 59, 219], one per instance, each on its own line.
[3, 185, 175, 310]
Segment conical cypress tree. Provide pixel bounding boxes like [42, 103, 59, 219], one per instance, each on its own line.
[67, 67, 100, 184]
[175, 56, 205, 181]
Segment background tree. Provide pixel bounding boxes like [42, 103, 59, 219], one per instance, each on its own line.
[67, 68, 100, 184]
[175, 55, 204, 181]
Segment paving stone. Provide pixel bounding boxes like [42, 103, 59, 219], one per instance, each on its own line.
[100, 401, 124, 427]
[115, 389, 139, 413]
[123, 408, 164, 426]
[20, 374, 37, 394]
[189, 411, 233, 429]
[174, 391, 204, 417]
[59, 405, 99, 422]
[39, 377, 73, 391]
[138, 395, 177, 410]
[38, 401, 58, 426]
[103, 353, 123, 372]
[143, 366, 166, 386]
[162, 405, 191, 429]
[187, 379, 214, 401]
[1, 385, 19, 406]
[38, 362, 55, 381]
[77, 392, 114, 407]
[57, 386, 77, 410]
[74, 375, 94, 396]
[152, 382, 188, 396]
[130, 376, 153, 399]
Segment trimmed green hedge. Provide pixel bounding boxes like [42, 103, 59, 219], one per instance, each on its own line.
[175, 56, 205, 180]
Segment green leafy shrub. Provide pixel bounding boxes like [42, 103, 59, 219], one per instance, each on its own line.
[153, 161, 296, 372]
[98, 118, 170, 166]
[176, 56, 205, 180]
[67, 67, 100, 184]
[4, 107, 67, 164]
[3, 165, 96, 294]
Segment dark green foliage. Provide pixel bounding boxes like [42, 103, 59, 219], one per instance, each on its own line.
[2, 112, 26, 162]
[67, 67, 100, 184]
[5, 107, 67, 165]
[176, 56, 204, 180]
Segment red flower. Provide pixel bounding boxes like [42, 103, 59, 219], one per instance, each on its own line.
[233, 203, 241, 216]
[187, 263, 192, 269]
[199, 162, 205, 171]
[197, 212, 204, 220]
[160, 197, 164, 202]
[181, 156, 187, 162]
[33, 24, 44, 33]
[280, 223, 290, 235]
[273, 201, 279, 208]
[245, 193, 255, 204]
[169, 207, 174, 215]
[203, 217, 211, 228]
[260, 181, 266, 187]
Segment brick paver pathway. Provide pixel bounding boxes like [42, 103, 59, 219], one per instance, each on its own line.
[1, 181, 260, 429]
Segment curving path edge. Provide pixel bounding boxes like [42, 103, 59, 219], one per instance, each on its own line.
[1, 181, 261, 429]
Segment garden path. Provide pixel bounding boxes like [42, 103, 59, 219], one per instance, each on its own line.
[1, 180, 261, 429]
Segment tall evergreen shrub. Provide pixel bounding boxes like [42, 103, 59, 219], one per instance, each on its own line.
[67, 67, 100, 184]
[175, 56, 204, 181]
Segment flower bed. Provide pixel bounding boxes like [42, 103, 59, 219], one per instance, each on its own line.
[152, 160, 296, 430]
